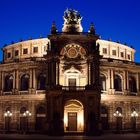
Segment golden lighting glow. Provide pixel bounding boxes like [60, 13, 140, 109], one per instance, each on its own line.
[64, 100, 84, 132]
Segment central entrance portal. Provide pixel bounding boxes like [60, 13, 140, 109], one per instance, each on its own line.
[68, 112, 77, 131]
[64, 100, 84, 132]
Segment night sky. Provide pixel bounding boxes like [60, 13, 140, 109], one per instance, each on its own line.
[0, 0, 140, 62]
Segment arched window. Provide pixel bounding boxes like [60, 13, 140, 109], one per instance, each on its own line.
[114, 75, 122, 91]
[4, 75, 13, 91]
[101, 106, 108, 130]
[36, 106, 46, 130]
[20, 107, 27, 131]
[5, 107, 11, 112]
[37, 74, 46, 90]
[20, 107, 27, 114]
[129, 76, 137, 93]
[20, 74, 29, 91]
[116, 107, 122, 114]
[100, 74, 106, 91]
[115, 107, 123, 130]
[4, 107, 12, 131]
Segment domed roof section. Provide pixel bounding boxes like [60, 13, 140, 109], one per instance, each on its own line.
[62, 8, 83, 33]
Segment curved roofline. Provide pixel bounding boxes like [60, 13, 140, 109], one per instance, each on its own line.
[97, 39, 135, 52]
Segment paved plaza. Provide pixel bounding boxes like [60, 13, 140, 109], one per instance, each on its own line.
[0, 133, 140, 140]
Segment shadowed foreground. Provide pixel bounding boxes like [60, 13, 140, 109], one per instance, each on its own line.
[0, 133, 140, 140]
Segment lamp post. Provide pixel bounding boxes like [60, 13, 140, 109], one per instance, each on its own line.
[131, 111, 138, 132]
[23, 110, 31, 133]
[113, 110, 122, 133]
[4, 110, 12, 133]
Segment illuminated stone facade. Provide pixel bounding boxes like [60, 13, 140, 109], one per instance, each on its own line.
[0, 9, 140, 135]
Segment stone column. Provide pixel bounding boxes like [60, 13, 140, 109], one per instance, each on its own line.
[136, 73, 140, 95]
[33, 69, 36, 89]
[123, 71, 127, 90]
[13, 71, 16, 89]
[111, 69, 114, 89]
[88, 63, 91, 85]
[108, 44, 110, 56]
[12, 70, 16, 95]
[107, 69, 112, 94]
[127, 71, 129, 91]
[56, 61, 59, 85]
[107, 69, 111, 89]
[125, 49, 127, 60]
[117, 46, 119, 58]
[110, 69, 115, 94]
[29, 69, 32, 89]
[29, 69, 33, 94]
[19, 44, 22, 60]
[1, 71, 4, 95]
[30, 43, 32, 56]
[123, 70, 128, 95]
[16, 70, 19, 91]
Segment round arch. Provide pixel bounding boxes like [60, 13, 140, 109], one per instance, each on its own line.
[101, 105, 109, 130]
[64, 99, 84, 132]
[115, 107, 123, 130]
[63, 68, 82, 87]
[100, 73, 107, 91]
[19, 106, 27, 131]
[37, 73, 46, 90]
[4, 75, 13, 92]
[20, 74, 29, 91]
[129, 76, 137, 93]
[114, 74, 122, 91]
[35, 105, 46, 131]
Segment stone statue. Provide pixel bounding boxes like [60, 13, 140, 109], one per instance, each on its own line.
[62, 8, 83, 33]
[63, 8, 82, 24]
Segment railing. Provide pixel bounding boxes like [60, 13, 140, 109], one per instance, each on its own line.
[129, 92, 137, 96]
[62, 86, 85, 91]
[114, 91, 124, 95]
[36, 90, 46, 94]
[3, 91, 12, 95]
[19, 91, 29, 94]
[101, 90, 108, 94]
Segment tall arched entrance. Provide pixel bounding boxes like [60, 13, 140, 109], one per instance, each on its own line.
[64, 100, 84, 132]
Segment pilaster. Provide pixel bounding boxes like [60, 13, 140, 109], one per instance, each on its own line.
[123, 70, 129, 95]
[111, 69, 114, 89]
[136, 73, 139, 94]
[33, 69, 36, 89]
[56, 60, 60, 85]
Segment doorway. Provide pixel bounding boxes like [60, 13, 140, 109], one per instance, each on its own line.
[68, 78, 76, 86]
[68, 78, 76, 90]
[64, 100, 84, 132]
[68, 112, 77, 131]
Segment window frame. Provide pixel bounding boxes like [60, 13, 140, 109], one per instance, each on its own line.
[23, 48, 28, 55]
[33, 46, 38, 53]
[112, 50, 117, 56]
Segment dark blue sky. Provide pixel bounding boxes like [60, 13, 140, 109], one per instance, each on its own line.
[0, 0, 140, 62]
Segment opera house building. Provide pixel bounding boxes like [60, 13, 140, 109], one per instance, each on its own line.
[0, 9, 140, 135]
